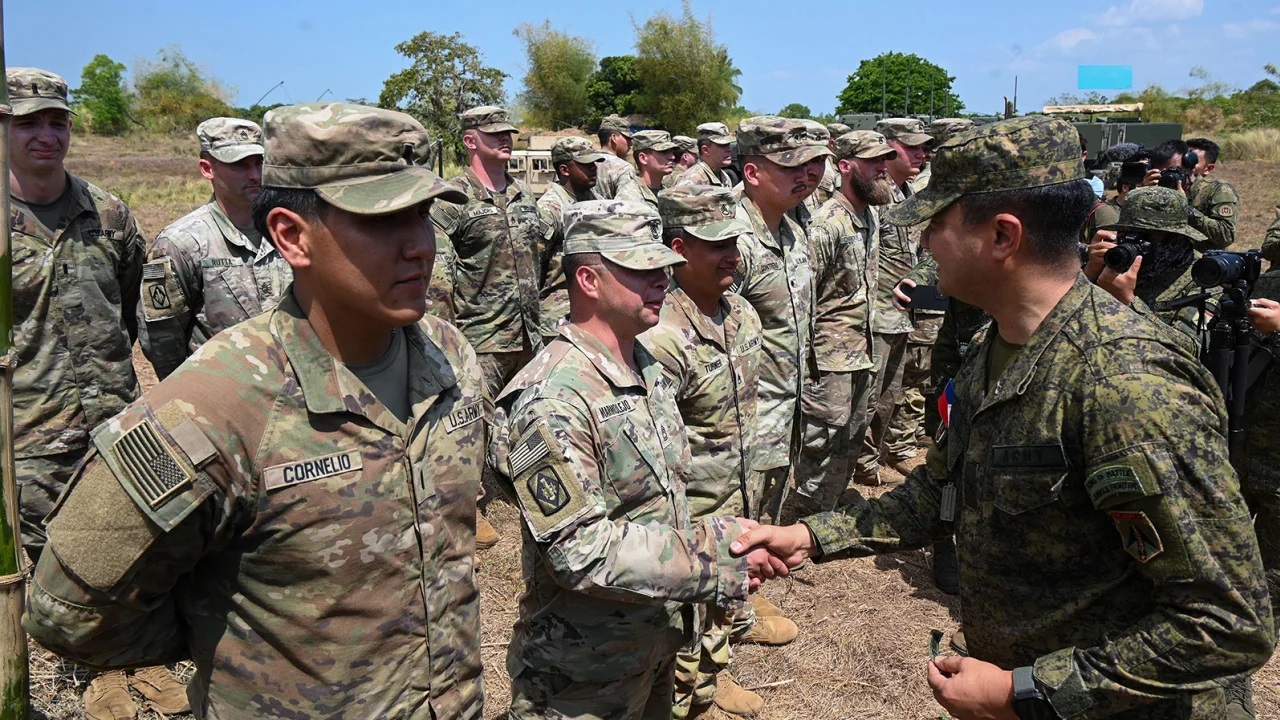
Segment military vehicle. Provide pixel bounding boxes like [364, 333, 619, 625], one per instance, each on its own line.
[1042, 103, 1182, 172]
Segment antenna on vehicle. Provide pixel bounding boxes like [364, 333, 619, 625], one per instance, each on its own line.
[253, 80, 285, 108]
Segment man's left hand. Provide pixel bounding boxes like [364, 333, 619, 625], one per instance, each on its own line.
[927, 655, 1018, 720]
[1097, 255, 1142, 306]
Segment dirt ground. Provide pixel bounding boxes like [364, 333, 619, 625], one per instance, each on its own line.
[22, 139, 1280, 718]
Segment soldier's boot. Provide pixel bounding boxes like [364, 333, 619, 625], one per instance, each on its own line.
[1224, 676, 1256, 720]
[851, 468, 882, 487]
[749, 594, 783, 618]
[734, 615, 798, 646]
[949, 628, 969, 657]
[84, 670, 138, 720]
[933, 536, 960, 596]
[476, 512, 500, 550]
[712, 672, 764, 716]
[889, 454, 925, 477]
[129, 665, 190, 714]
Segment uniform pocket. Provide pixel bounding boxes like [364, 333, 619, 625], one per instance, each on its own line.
[991, 469, 1066, 515]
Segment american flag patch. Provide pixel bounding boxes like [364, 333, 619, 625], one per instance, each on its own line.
[509, 426, 551, 478]
[112, 420, 192, 508]
[142, 262, 166, 280]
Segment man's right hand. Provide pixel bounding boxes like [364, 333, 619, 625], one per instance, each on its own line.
[1084, 238, 1117, 281]
[731, 523, 815, 569]
[893, 278, 917, 312]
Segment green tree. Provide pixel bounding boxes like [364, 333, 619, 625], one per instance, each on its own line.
[379, 31, 507, 163]
[1044, 91, 1111, 106]
[586, 55, 641, 128]
[836, 52, 962, 116]
[633, 1, 741, 134]
[133, 46, 234, 134]
[515, 21, 595, 130]
[235, 103, 286, 125]
[73, 54, 132, 135]
[778, 103, 812, 119]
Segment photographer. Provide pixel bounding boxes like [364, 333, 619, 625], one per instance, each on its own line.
[1145, 139, 1238, 250]
[1082, 159, 1146, 246]
[1242, 274, 1280, 644]
[1087, 186, 1210, 350]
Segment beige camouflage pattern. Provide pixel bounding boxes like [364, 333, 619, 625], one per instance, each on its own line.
[826, 122, 852, 137]
[550, 136, 607, 165]
[808, 194, 879, 373]
[459, 104, 518, 133]
[594, 153, 644, 201]
[656, 184, 748, 241]
[806, 274, 1273, 719]
[489, 323, 752, 688]
[535, 181, 594, 340]
[138, 200, 292, 379]
[736, 116, 833, 168]
[672, 135, 696, 155]
[928, 117, 975, 145]
[431, 168, 544, 354]
[835, 130, 896, 160]
[427, 228, 459, 324]
[562, 199, 685, 270]
[598, 114, 634, 138]
[633, 129, 678, 152]
[875, 117, 933, 146]
[25, 294, 486, 720]
[1083, 196, 1123, 244]
[872, 182, 922, 335]
[696, 122, 733, 145]
[7, 66, 71, 115]
[1187, 175, 1239, 250]
[196, 117, 265, 163]
[675, 159, 730, 187]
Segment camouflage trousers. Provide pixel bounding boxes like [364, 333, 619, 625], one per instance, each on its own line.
[1243, 484, 1280, 641]
[508, 658, 676, 720]
[17, 449, 86, 563]
[885, 317, 943, 459]
[796, 369, 874, 514]
[672, 606, 754, 718]
[478, 348, 534, 505]
[856, 332, 908, 477]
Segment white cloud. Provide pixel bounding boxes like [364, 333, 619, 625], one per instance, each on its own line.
[1222, 19, 1280, 39]
[1098, 0, 1204, 26]
[1044, 28, 1099, 53]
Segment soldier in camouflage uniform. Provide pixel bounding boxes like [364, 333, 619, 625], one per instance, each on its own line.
[6, 65, 185, 720]
[674, 122, 734, 187]
[784, 120, 830, 230]
[797, 131, 896, 514]
[732, 115, 1275, 720]
[731, 117, 830, 521]
[25, 102, 487, 720]
[1186, 138, 1240, 251]
[665, 135, 698, 188]
[536, 137, 606, 344]
[856, 118, 933, 483]
[489, 199, 782, 720]
[595, 114, 644, 201]
[630, 130, 679, 209]
[1241, 277, 1280, 643]
[138, 117, 292, 380]
[1264, 205, 1280, 264]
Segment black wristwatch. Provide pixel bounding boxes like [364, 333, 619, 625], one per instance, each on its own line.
[1012, 666, 1054, 720]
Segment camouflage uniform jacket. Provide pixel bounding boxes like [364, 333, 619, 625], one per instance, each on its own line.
[11, 174, 144, 458]
[813, 158, 840, 207]
[489, 323, 751, 683]
[808, 193, 879, 373]
[1130, 258, 1207, 355]
[1082, 196, 1122, 245]
[640, 282, 764, 519]
[431, 168, 543, 354]
[635, 177, 661, 211]
[24, 292, 486, 720]
[805, 274, 1273, 719]
[675, 160, 730, 188]
[535, 182, 595, 339]
[731, 195, 813, 470]
[871, 183, 921, 335]
[594, 153, 643, 201]
[1186, 175, 1239, 251]
[427, 228, 458, 324]
[1241, 270, 1280, 496]
[138, 199, 292, 379]
[906, 256, 990, 384]
[1262, 205, 1280, 264]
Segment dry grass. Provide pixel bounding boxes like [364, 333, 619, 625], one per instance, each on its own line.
[22, 134, 1280, 719]
[1220, 129, 1280, 163]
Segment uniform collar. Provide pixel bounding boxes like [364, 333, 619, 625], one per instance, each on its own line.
[828, 190, 873, 230]
[556, 322, 657, 393]
[461, 167, 521, 202]
[665, 281, 734, 352]
[206, 198, 274, 259]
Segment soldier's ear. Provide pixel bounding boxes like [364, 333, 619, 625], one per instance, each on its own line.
[990, 212, 1025, 263]
[198, 157, 216, 182]
[268, 208, 314, 270]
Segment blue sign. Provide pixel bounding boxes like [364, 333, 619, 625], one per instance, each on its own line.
[1078, 65, 1133, 90]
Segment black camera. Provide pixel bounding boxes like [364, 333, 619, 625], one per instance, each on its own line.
[1103, 232, 1152, 273]
[1158, 165, 1192, 190]
[1192, 249, 1263, 289]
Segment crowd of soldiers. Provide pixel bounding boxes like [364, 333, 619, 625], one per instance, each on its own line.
[6, 60, 1280, 720]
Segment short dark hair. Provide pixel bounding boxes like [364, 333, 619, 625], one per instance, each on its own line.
[1149, 139, 1190, 168]
[661, 227, 684, 247]
[597, 131, 614, 147]
[957, 179, 1096, 262]
[1187, 138, 1220, 163]
[252, 186, 326, 238]
[563, 252, 607, 296]
[1078, 132, 1088, 153]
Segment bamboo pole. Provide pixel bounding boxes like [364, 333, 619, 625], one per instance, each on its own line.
[0, 1, 33, 716]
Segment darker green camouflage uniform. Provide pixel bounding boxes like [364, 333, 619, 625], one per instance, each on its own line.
[804, 117, 1273, 720]
[1261, 205, 1280, 265]
[1186, 174, 1239, 251]
[1240, 270, 1280, 642]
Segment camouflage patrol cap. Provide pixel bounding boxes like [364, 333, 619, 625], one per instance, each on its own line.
[657, 185, 750, 242]
[599, 114, 633, 139]
[826, 122, 852, 137]
[834, 131, 897, 161]
[7, 67, 72, 116]
[1099, 186, 1207, 242]
[673, 135, 697, 154]
[800, 120, 830, 145]
[876, 117, 933, 146]
[262, 102, 465, 215]
[197, 117, 265, 163]
[633, 130, 679, 153]
[929, 117, 975, 145]
[883, 116, 1085, 227]
[736, 116, 833, 167]
[459, 105, 518, 134]
[551, 136, 607, 166]
[696, 122, 733, 146]
[564, 199, 686, 270]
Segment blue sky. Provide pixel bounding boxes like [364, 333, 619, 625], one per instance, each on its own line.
[8, 0, 1277, 120]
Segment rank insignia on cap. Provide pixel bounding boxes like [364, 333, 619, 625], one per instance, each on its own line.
[1109, 510, 1164, 563]
[529, 467, 570, 516]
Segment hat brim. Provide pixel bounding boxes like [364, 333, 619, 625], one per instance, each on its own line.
[889, 133, 933, 146]
[477, 123, 519, 134]
[1096, 222, 1208, 243]
[764, 145, 833, 168]
[601, 245, 687, 270]
[684, 218, 750, 242]
[881, 184, 962, 227]
[209, 144, 265, 164]
[849, 147, 897, 161]
[574, 152, 608, 164]
[316, 167, 466, 215]
[12, 98, 73, 116]
[704, 137, 733, 146]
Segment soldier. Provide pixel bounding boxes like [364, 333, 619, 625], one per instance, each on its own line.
[785, 120, 830, 230]
[916, 118, 973, 191]
[24, 102, 486, 720]
[1082, 160, 1145, 247]
[665, 135, 698, 187]
[595, 114, 643, 200]
[675, 122, 734, 187]
[1186, 138, 1239, 250]
[731, 116, 830, 521]
[630, 130, 679, 209]
[536, 136, 606, 344]
[4, 67, 187, 719]
[1263, 204, 1280, 264]
[488, 199, 785, 720]
[138, 117, 292, 380]
[431, 105, 542, 548]
[733, 115, 1275, 720]
[798, 131, 897, 514]
[855, 117, 933, 484]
